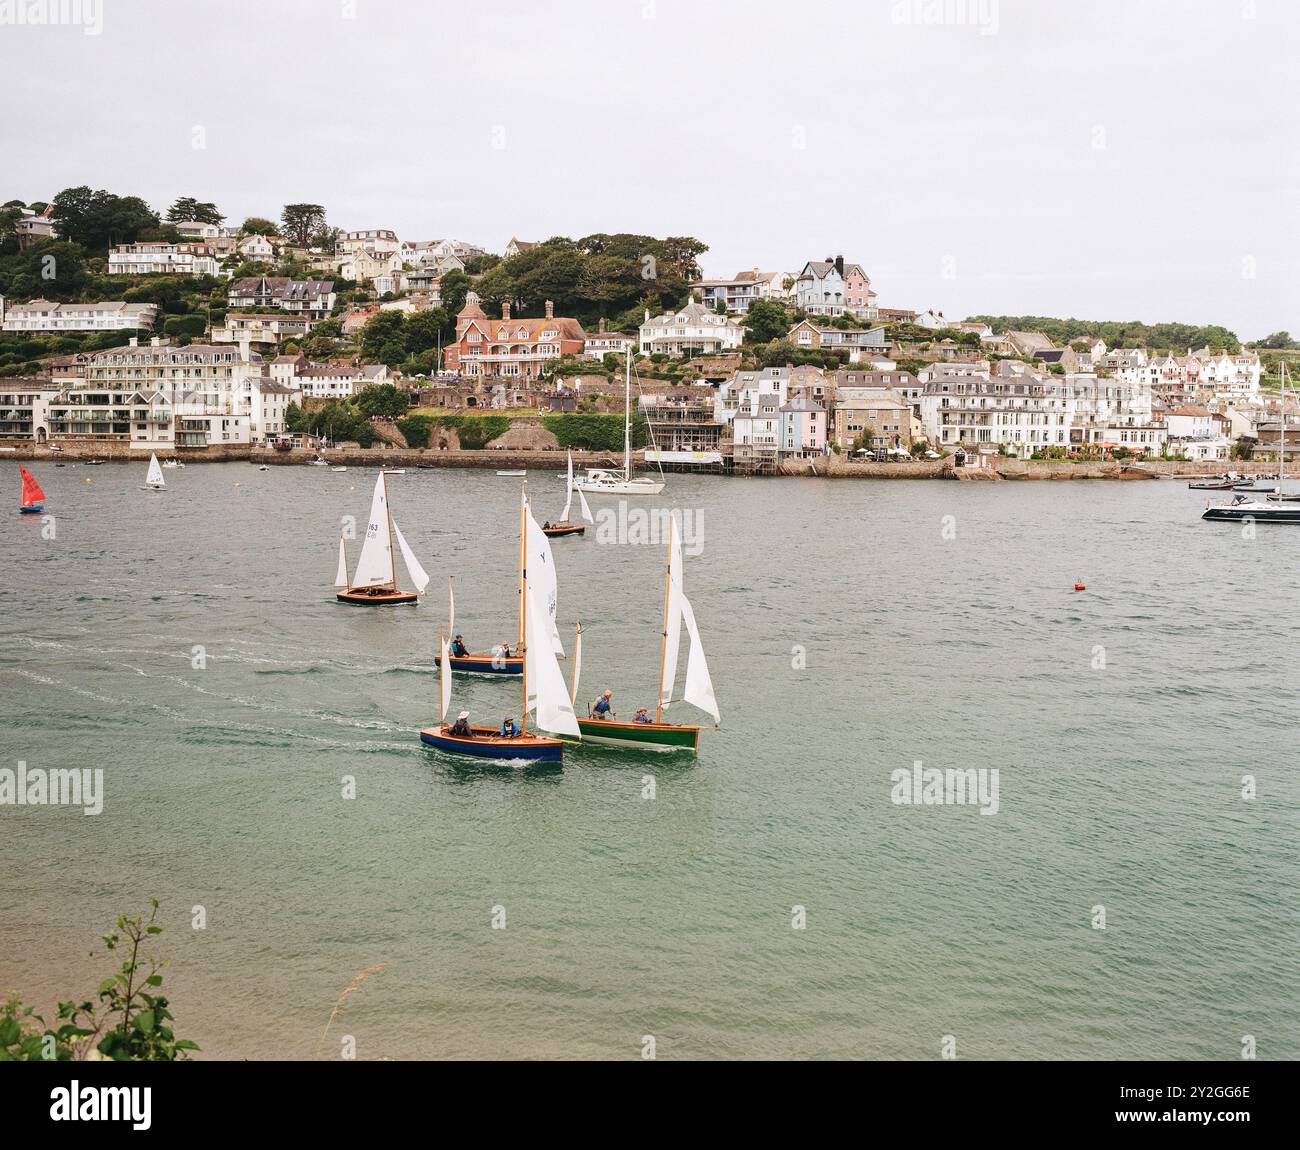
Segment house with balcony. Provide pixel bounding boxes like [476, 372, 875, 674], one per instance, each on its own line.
[444, 293, 587, 381]
[237, 233, 275, 261]
[226, 277, 336, 319]
[0, 378, 59, 441]
[584, 318, 636, 359]
[833, 388, 912, 452]
[15, 207, 57, 251]
[108, 242, 219, 277]
[1, 297, 158, 333]
[338, 229, 400, 255]
[779, 395, 828, 458]
[787, 319, 889, 361]
[212, 312, 314, 346]
[793, 256, 870, 317]
[689, 270, 786, 314]
[639, 385, 726, 465]
[639, 296, 744, 357]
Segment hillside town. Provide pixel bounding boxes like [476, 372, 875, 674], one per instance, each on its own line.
[0, 196, 1294, 473]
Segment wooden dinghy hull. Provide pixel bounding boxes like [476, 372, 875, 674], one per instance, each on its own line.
[543, 522, 586, 538]
[575, 717, 700, 753]
[336, 588, 419, 605]
[19, 505, 43, 514]
[435, 652, 523, 676]
[419, 724, 564, 762]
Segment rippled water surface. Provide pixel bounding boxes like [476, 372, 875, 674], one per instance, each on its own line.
[1, 463, 1296, 1059]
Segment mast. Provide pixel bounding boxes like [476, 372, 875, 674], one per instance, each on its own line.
[1280, 363, 1287, 493]
[519, 484, 527, 735]
[570, 620, 581, 705]
[624, 345, 632, 478]
[655, 515, 673, 723]
[382, 471, 396, 588]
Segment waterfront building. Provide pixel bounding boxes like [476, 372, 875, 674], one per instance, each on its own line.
[639, 296, 744, 357]
[833, 388, 912, 452]
[778, 394, 828, 458]
[639, 385, 726, 465]
[918, 368, 1070, 455]
[296, 363, 388, 399]
[0, 297, 158, 333]
[251, 380, 300, 441]
[445, 294, 587, 381]
[0, 378, 59, 441]
[108, 242, 219, 276]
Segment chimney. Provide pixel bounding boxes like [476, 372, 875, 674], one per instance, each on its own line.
[150, 336, 161, 347]
[544, 300, 554, 319]
[598, 317, 606, 333]
[502, 301, 510, 321]
[129, 336, 138, 347]
[835, 254, 844, 277]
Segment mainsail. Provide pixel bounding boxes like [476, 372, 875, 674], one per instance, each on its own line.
[19, 465, 44, 507]
[562, 451, 574, 522]
[523, 498, 564, 655]
[145, 454, 165, 488]
[525, 583, 580, 737]
[392, 520, 429, 594]
[439, 631, 452, 722]
[658, 513, 684, 714]
[351, 475, 394, 587]
[334, 537, 348, 589]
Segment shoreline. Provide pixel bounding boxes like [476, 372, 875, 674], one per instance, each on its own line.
[4, 442, 1279, 481]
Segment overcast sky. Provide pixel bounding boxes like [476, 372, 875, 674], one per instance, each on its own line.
[2, 0, 1296, 338]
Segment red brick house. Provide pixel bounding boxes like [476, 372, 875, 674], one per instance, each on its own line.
[444, 292, 586, 380]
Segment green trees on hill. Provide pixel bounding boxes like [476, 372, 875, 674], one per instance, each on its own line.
[542, 412, 647, 451]
[968, 314, 1241, 354]
[50, 185, 159, 251]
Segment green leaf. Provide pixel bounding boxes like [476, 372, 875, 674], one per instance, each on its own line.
[133, 1009, 155, 1034]
[0, 1016, 19, 1045]
[145, 974, 163, 987]
[146, 925, 162, 934]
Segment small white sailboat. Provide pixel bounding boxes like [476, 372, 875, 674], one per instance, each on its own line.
[257, 464, 270, 472]
[335, 473, 430, 604]
[572, 512, 718, 752]
[331, 465, 348, 473]
[543, 451, 594, 538]
[143, 453, 166, 491]
[574, 347, 665, 496]
[382, 468, 406, 475]
[497, 469, 527, 477]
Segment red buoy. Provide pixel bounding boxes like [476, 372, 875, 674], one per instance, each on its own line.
[1074, 582, 1086, 591]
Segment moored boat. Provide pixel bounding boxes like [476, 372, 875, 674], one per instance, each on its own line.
[18, 464, 44, 514]
[334, 473, 429, 604]
[1203, 367, 1298, 523]
[573, 348, 665, 495]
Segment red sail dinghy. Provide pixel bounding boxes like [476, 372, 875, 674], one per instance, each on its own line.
[18, 465, 45, 514]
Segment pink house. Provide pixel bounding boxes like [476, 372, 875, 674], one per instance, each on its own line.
[842, 263, 877, 319]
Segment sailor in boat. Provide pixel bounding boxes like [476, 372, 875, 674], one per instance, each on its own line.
[543, 520, 551, 530]
[633, 707, 651, 723]
[492, 640, 514, 659]
[450, 711, 473, 737]
[500, 716, 519, 737]
[590, 690, 614, 719]
[451, 634, 469, 658]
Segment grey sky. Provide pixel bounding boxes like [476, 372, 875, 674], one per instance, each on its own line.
[3, 0, 1297, 338]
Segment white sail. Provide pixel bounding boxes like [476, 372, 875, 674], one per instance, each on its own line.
[570, 623, 582, 706]
[439, 632, 452, 722]
[146, 453, 165, 488]
[561, 451, 574, 522]
[391, 519, 429, 594]
[334, 537, 348, 589]
[658, 513, 684, 713]
[679, 592, 720, 725]
[525, 583, 580, 737]
[351, 475, 394, 587]
[577, 484, 594, 524]
[523, 498, 565, 656]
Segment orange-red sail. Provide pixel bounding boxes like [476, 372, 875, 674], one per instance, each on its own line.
[20, 465, 44, 507]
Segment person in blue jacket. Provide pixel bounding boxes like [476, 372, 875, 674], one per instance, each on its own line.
[500, 716, 518, 737]
[590, 690, 613, 719]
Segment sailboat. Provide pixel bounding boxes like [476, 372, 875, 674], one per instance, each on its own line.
[421, 490, 579, 762]
[573, 347, 665, 495]
[571, 512, 719, 752]
[143, 453, 165, 491]
[436, 492, 566, 674]
[334, 473, 430, 604]
[543, 451, 594, 538]
[1204, 364, 1300, 523]
[18, 465, 44, 514]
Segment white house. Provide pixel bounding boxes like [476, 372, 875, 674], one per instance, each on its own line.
[108, 243, 219, 276]
[237, 233, 275, 261]
[1, 297, 158, 333]
[640, 296, 744, 357]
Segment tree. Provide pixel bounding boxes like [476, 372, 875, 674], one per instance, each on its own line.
[744, 299, 790, 344]
[50, 186, 159, 251]
[0, 241, 89, 298]
[241, 217, 278, 236]
[360, 310, 406, 361]
[1251, 331, 1297, 350]
[355, 383, 409, 418]
[439, 269, 471, 319]
[405, 308, 448, 353]
[281, 204, 326, 247]
[166, 197, 222, 224]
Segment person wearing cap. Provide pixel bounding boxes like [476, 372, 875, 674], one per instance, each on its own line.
[450, 711, 473, 737]
[500, 716, 519, 737]
[590, 690, 613, 719]
[451, 634, 468, 658]
[632, 707, 651, 723]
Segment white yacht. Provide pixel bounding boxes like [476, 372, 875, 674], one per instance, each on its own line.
[573, 347, 665, 496]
